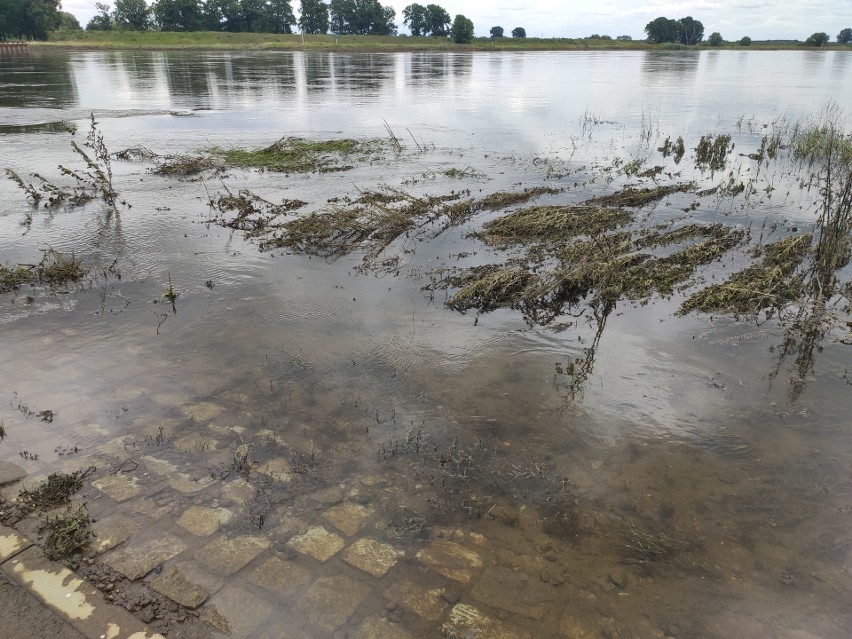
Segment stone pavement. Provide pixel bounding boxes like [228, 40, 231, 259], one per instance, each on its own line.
[0, 524, 164, 639]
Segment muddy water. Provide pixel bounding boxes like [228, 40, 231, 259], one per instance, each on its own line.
[2, 49, 852, 638]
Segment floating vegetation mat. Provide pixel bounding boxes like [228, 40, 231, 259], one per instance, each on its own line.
[475, 205, 631, 245]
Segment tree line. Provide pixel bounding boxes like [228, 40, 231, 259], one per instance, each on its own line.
[646, 15, 852, 47]
[80, 0, 503, 43]
[3, 0, 851, 46]
[0, 0, 80, 39]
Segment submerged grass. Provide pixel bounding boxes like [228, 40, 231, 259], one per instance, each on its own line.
[476, 205, 632, 245]
[679, 234, 813, 316]
[266, 186, 563, 263]
[588, 183, 694, 208]
[214, 137, 374, 173]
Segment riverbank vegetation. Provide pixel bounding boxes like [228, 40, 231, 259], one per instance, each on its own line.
[34, 29, 852, 50]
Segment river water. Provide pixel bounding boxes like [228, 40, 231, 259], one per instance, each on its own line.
[1, 48, 852, 638]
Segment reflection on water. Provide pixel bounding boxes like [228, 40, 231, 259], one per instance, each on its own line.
[1, 48, 852, 638]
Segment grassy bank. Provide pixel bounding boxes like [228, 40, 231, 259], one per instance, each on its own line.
[38, 30, 852, 51]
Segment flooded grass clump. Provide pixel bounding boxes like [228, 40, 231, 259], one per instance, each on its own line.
[0, 248, 88, 293]
[152, 154, 223, 176]
[213, 137, 376, 173]
[41, 505, 93, 560]
[679, 233, 813, 317]
[658, 135, 686, 163]
[266, 187, 563, 263]
[446, 265, 538, 312]
[694, 134, 733, 172]
[476, 205, 632, 245]
[207, 186, 306, 237]
[588, 182, 694, 208]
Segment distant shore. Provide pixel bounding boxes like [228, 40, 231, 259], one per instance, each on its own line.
[32, 31, 852, 52]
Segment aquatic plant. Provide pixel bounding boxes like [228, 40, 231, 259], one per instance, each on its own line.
[5, 113, 120, 209]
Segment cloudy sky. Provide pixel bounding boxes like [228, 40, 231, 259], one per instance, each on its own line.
[61, 0, 852, 42]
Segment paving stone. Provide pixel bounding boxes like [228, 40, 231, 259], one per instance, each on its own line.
[3, 545, 166, 639]
[176, 506, 234, 536]
[297, 575, 371, 632]
[149, 566, 209, 609]
[167, 472, 215, 494]
[249, 555, 312, 597]
[311, 485, 344, 506]
[287, 525, 344, 562]
[355, 616, 415, 639]
[0, 460, 27, 485]
[443, 603, 532, 639]
[416, 539, 483, 583]
[92, 474, 141, 502]
[222, 478, 255, 503]
[140, 456, 215, 494]
[471, 565, 554, 620]
[258, 457, 292, 482]
[0, 524, 31, 561]
[384, 579, 447, 622]
[255, 622, 312, 639]
[167, 561, 223, 598]
[181, 402, 225, 422]
[322, 502, 372, 536]
[89, 514, 140, 555]
[201, 586, 274, 638]
[195, 534, 270, 575]
[103, 530, 187, 580]
[343, 538, 402, 577]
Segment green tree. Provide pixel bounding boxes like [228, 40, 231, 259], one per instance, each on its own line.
[299, 0, 327, 33]
[489, 25, 503, 38]
[6, 0, 62, 38]
[739, 36, 751, 46]
[152, 0, 203, 31]
[707, 31, 722, 46]
[616, 35, 631, 41]
[57, 10, 81, 29]
[329, 0, 395, 35]
[402, 2, 425, 35]
[511, 26, 525, 38]
[449, 13, 472, 43]
[112, 0, 150, 30]
[424, 3, 448, 36]
[678, 16, 703, 44]
[203, 0, 241, 31]
[85, 2, 113, 30]
[804, 32, 829, 47]
[249, 0, 296, 32]
[644, 16, 678, 43]
[838, 28, 852, 44]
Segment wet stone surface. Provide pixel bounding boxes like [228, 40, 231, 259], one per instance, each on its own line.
[103, 530, 188, 580]
[149, 565, 210, 609]
[287, 525, 345, 562]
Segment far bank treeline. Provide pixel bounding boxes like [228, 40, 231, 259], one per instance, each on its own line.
[2, 0, 852, 46]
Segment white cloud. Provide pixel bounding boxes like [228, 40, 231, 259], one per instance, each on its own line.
[60, 0, 852, 41]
